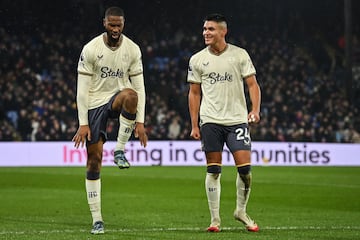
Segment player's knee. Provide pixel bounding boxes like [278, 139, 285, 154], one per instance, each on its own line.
[86, 171, 100, 180]
[124, 89, 138, 110]
[207, 165, 221, 174]
[237, 165, 251, 175]
[127, 89, 138, 101]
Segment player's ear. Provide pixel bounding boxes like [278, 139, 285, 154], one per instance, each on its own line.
[103, 18, 106, 28]
[223, 27, 228, 36]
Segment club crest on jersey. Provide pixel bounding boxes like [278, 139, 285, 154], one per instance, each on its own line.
[227, 57, 236, 63]
[208, 72, 233, 84]
[100, 66, 124, 78]
[122, 54, 129, 62]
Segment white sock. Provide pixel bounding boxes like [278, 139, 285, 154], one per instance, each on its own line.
[205, 173, 221, 226]
[86, 179, 103, 224]
[235, 173, 251, 213]
[115, 115, 135, 151]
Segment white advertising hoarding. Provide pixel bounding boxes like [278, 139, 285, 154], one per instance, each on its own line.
[0, 141, 359, 166]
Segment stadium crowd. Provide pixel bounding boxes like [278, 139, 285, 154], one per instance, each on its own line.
[1, 0, 359, 143]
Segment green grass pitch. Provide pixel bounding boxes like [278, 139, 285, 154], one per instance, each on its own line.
[0, 166, 359, 240]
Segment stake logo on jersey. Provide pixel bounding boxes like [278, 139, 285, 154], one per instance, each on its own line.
[100, 67, 124, 78]
[208, 72, 233, 84]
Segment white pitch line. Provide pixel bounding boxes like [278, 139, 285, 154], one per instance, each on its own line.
[0, 226, 359, 235]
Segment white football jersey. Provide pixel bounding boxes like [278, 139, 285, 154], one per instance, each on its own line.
[187, 44, 256, 126]
[77, 33, 143, 110]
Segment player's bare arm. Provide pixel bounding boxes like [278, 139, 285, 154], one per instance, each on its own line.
[245, 75, 261, 123]
[188, 83, 202, 140]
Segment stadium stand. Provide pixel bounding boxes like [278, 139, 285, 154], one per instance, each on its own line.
[0, 0, 359, 142]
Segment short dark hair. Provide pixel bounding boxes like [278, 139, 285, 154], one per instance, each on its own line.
[105, 6, 125, 18]
[204, 13, 227, 23]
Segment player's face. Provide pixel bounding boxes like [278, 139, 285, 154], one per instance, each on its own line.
[103, 15, 125, 42]
[203, 21, 226, 46]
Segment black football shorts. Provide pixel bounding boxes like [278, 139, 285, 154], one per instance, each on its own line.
[200, 123, 251, 152]
[87, 92, 120, 145]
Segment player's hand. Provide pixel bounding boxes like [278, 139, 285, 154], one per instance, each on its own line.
[72, 125, 91, 148]
[190, 127, 201, 140]
[134, 122, 148, 147]
[248, 112, 260, 124]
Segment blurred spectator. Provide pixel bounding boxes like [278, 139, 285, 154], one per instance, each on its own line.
[0, 0, 359, 143]
[168, 115, 181, 140]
